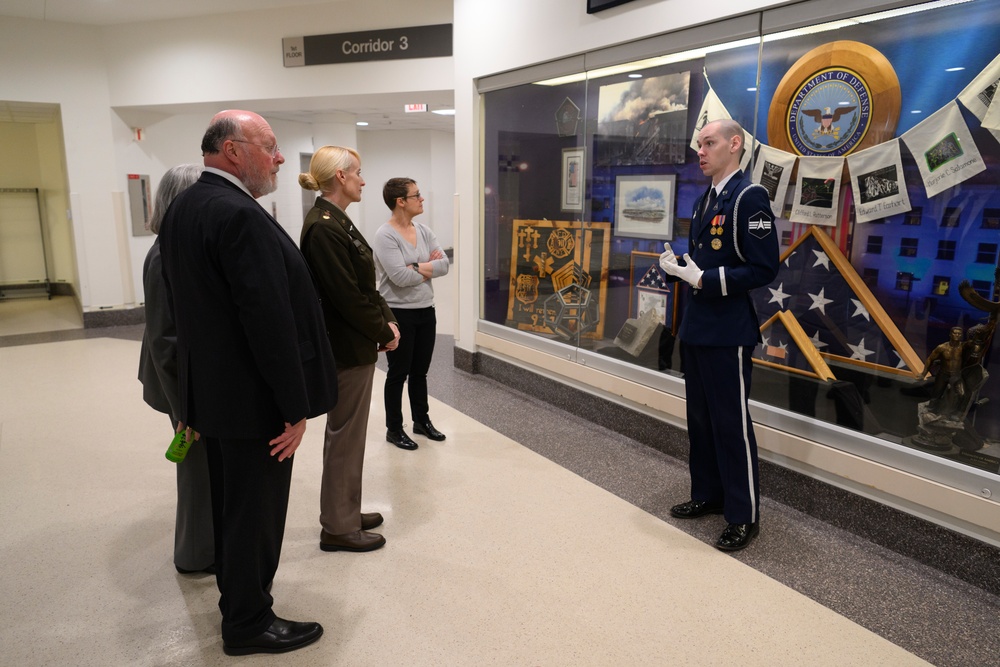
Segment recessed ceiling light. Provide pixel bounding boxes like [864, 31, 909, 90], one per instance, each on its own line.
[945, 66, 965, 72]
[747, 87, 757, 92]
[628, 73, 642, 79]
[356, 121, 369, 126]
[431, 109, 456, 116]
[910, 110, 922, 114]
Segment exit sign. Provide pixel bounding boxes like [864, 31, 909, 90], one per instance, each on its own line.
[405, 104, 428, 113]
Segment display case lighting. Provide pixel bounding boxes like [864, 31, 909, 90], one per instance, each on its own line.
[535, 0, 972, 86]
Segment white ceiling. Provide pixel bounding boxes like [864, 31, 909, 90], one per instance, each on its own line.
[0, 0, 339, 27]
[0, 0, 455, 132]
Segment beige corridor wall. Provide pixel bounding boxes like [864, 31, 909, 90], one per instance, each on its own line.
[1, 1, 455, 314]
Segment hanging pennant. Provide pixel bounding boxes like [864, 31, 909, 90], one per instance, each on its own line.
[740, 130, 756, 173]
[956, 52, 1000, 122]
[689, 85, 732, 151]
[982, 95, 1000, 132]
[845, 139, 912, 223]
[789, 156, 844, 226]
[752, 144, 798, 217]
[901, 100, 986, 199]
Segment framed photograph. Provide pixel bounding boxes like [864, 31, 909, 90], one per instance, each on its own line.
[615, 173, 675, 240]
[561, 147, 585, 212]
[595, 72, 690, 166]
[629, 251, 676, 333]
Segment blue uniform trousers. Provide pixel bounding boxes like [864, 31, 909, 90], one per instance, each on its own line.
[682, 343, 760, 525]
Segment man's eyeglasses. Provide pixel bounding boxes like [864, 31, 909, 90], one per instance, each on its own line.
[401, 192, 422, 200]
[231, 139, 281, 157]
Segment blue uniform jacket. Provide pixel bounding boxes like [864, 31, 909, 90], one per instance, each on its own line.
[676, 170, 779, 347]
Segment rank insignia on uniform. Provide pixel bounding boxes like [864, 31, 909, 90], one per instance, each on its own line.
[748, 211, 773, 239]
[321, 213, 331, 220]
[711, 238, 722, 250]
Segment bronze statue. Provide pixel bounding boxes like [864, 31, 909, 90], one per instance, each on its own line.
[912, 269, 998, 452]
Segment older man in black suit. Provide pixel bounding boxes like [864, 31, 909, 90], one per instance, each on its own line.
[160, 110, 338, 656]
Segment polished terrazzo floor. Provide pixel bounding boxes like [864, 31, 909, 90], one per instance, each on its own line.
[1, 287, 998, 666]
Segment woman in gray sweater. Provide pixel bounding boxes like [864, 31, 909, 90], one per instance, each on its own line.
[373, 178, 450, 450]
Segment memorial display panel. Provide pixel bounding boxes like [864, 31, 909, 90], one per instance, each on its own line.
[480, 0, 1000, 477]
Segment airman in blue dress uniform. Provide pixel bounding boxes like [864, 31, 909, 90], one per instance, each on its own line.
[659, 118, 780, 551]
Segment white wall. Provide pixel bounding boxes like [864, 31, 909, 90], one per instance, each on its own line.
[0, 17, 123, 309]
[1, 1, 455, 312]
[101, 1, 453, 109]
[357, 130, 455, 246]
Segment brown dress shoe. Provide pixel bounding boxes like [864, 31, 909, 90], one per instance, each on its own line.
[320, 529, 386, 552]
[361, 512, 384, 530]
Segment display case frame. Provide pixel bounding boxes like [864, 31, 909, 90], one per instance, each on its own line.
[477, 0, 1000, 506]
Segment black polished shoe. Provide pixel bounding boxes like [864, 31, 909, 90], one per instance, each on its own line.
[386, 429, 418, 450]
[320, 529, 386, 553]
[715, 522, 759, 552]
[175, 563, 216, 575]
[669, 500, 724, 519]
[223, 618, 323, 656]
[361, 512, 384, 530]
[413, 420, 446, 441]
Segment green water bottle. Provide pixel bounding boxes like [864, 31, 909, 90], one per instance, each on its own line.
[165, 431, 190, 463]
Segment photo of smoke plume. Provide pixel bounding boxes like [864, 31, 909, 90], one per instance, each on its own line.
[596, 71, 690, 166]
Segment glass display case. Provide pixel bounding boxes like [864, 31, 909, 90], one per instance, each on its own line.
[479, 0, 1000, 485]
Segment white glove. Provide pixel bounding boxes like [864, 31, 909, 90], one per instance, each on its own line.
[662, 252, 703, 289]
[658, 243, 676, 273]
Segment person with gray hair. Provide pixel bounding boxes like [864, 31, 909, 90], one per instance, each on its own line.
[137, 163, 214, 575]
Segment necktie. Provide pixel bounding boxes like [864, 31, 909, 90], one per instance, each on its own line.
[703, 187, 717, 222]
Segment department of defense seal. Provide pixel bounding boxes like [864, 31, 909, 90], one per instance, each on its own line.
[768, 41, 900, 157]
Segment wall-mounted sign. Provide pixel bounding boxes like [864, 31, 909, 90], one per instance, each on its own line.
[283, 24, 452, 67]
[405, 104, 428, 113]
[127, 174, 153, 237]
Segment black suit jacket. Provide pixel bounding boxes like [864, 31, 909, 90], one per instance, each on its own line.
[160, 172, 338, 438]
[300, 197, 396, 369]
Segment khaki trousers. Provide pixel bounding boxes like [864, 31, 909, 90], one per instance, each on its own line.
[320, 363, 376, 534]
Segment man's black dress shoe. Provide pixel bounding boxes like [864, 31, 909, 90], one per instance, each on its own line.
[222, 618, 323, 656]
[715, 522, 759, 552]
[320, 529, 386, 552]
[386, 429, 418, 450]
[669, 500, 724, 519]
[175, 563, 216, 575]
[361, 511, 384, 530]
[413, 420, 446, 441]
